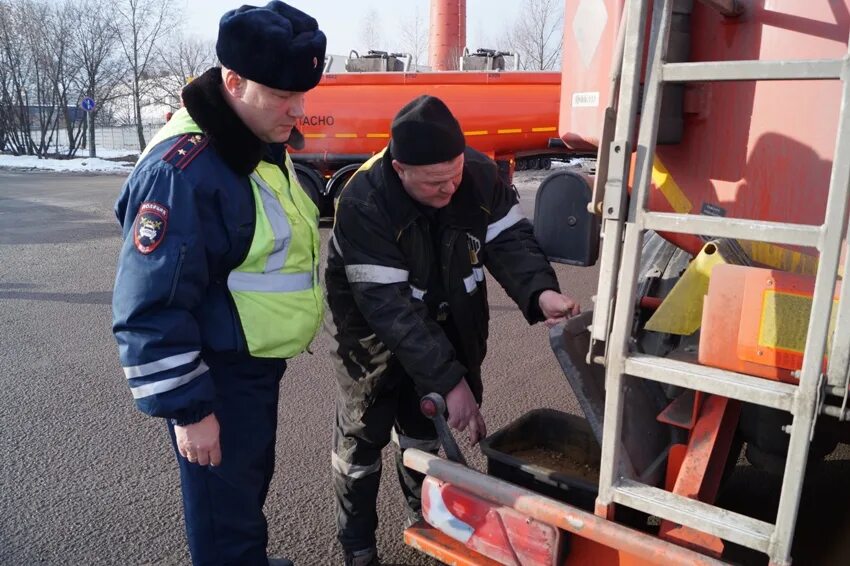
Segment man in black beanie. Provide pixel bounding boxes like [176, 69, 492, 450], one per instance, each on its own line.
[111, 2, 325, 565]
[325, 95, 580, 565]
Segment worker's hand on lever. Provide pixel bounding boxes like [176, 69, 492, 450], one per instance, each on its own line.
[539, 290, 581, 328]
[174, 413, 222, 467]
[445, 378, 487, 445]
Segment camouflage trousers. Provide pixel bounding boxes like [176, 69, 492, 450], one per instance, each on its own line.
[331, 339, 440, 552]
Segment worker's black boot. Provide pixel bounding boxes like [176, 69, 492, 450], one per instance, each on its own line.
[343, 546, 380, 566]
[268, 558, 294, 566]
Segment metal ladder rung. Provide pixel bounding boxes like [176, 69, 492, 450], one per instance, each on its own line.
[642, 212, 821, 248]
[624, 354, 797, 411]
[662, 59, 844, 83]
[613, 478, 774, 553]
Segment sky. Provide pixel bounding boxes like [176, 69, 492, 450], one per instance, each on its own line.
[180, 0, 524, 58]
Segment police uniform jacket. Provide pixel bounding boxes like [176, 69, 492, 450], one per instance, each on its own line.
[326, 146, 561, 401]
[112, 68, 312, 425]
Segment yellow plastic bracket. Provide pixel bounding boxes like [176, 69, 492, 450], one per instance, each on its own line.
[645, 241, 728, 335]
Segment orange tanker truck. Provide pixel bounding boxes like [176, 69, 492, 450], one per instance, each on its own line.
[290, 69, 566, 216]
[396, 0, 850, 565]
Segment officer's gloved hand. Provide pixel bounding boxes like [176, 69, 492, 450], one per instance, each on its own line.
[445, 378, 487, 445]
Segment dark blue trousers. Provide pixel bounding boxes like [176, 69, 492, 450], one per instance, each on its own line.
[168, 354, 286, 566]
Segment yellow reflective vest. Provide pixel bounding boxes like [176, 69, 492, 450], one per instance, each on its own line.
[144, 108, 323, 358]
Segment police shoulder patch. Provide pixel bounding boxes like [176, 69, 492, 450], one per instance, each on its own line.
[133, 201, 169, 254]
[161, 133, 209, 170]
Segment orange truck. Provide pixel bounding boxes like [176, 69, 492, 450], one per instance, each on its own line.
[290, 70, 566, 216]
[399, 0, 850, 565]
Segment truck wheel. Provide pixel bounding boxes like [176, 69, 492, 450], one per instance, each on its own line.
[325, 163, 362, 218]
[293, 164, 324, 211]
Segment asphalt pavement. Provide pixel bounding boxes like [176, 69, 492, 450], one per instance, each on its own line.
[0, 170, 598, 565]
[3, 169, 848, 566]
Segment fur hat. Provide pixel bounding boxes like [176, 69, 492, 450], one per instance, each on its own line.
[216, 1, 326, 92]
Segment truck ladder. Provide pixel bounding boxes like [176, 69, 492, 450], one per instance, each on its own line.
[593, 1, 850, 565]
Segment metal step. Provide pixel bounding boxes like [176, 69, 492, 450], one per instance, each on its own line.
[662, 59, 844, 83]
[613, 478, 774, 553]
[624, 354, 797, 411]
[641, 212, 822, 249]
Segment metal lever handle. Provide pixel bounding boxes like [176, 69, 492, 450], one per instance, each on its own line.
[420, 393, 467, 466]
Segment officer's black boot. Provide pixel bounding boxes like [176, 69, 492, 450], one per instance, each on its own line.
[343, 546, 380, 566]
[268, 557, 294, 566]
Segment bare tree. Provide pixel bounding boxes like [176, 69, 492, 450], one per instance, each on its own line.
[151, 33, 216, 112]
[399, 7, 428, 68]
[0, 0, 25, 154]
[71, 0, 124, 157]
[508, 0, 564, 70]
[114, 0, 173, 152]
[47, 0, 88, 157]
[359, 8, 383, 52]
[0, 0, 69, 157]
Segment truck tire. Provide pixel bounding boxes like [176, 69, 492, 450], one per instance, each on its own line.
[325, 163, 362, 218]
[293, 164, 324, 212]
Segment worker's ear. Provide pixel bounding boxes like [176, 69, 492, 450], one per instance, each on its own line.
[221, 67, 246, 98]
[391, 159, 405, 178]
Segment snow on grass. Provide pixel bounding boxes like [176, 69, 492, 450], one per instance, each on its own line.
[53, 147, 139, 159]
[0, 153, 135, 173]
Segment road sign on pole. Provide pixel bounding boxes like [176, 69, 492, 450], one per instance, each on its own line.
[81, 97, 96, 112]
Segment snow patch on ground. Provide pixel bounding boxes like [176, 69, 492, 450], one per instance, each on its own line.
[57, 147, 139, 159]
[0, 153, 135, 173]
[551, 156, 594, 168]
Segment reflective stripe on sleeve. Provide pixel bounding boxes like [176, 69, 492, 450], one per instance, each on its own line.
[473, 267, 484, 282]
[331, 452, 381, 479]
[345, 264, 409, 284]
[123, 350, 201, 379]
[227, 271, 313, 292]
[485, 204, 525, 243]
[463, 274, 476, 294]
[129, 362, 209, 399]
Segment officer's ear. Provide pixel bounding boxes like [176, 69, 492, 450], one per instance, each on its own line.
[221, 67, 247, 98]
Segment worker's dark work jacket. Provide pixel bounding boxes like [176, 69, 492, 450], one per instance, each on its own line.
[325, 145, 561, 400]
[112, 68, 322, 426]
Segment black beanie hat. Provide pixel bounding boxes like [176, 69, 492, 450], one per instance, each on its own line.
[216, 1, 326, 92]
[390, 95, 466, 165]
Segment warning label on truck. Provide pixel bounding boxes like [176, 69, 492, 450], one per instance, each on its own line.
[571, 91, 599, 108]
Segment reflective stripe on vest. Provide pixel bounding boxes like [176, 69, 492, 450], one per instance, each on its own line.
[141, 108, 323, 359]
[225, 172, 313, 294]
[229, 159, 323, 358]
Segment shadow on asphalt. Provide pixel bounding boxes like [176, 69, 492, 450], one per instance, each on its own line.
[0, 196, 120, 245]
[0, 290, 112, 305]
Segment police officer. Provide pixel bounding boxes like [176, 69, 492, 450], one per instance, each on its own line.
[111, 3, 325, 565]
[325, 95, 580, 566]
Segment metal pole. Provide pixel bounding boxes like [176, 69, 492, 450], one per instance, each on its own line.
[597, 0, 673, 514]
[770, 53, 850, 565]
[590, 0, 649, 347]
